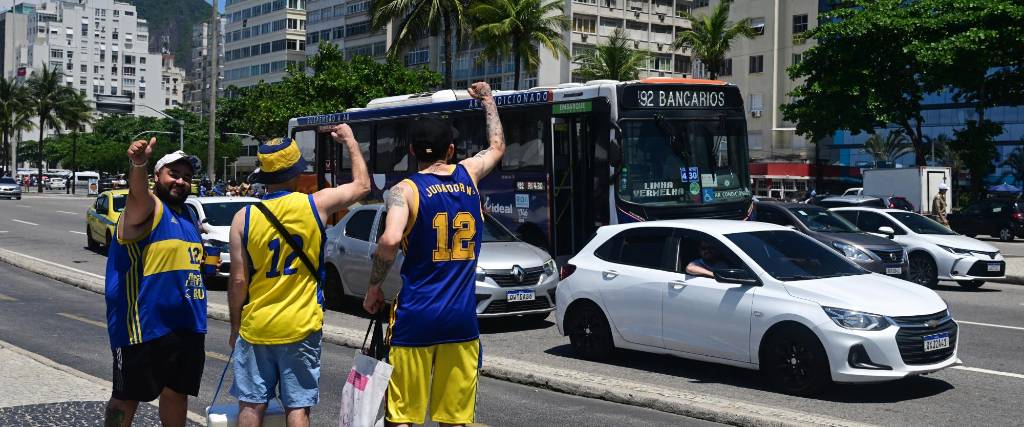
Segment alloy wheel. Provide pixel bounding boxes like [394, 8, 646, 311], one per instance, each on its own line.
[999, 228, 1013, 241]
[908, 255, 937, 287]
[772, 340, 815, 391]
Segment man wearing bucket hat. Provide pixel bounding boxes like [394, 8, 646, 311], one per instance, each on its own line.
[226, 124, 370, 426]
[104, 138, 208, 427]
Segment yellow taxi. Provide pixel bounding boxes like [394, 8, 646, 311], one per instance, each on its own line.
[86, 189, 129, 252]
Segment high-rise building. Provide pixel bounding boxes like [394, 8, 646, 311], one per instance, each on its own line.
[185, 19, 225, 115]
[161, 53, 184, 108]
[304, 0, 385, 62]
[0, 0, 170, 133]
[222, 0, 308, 88]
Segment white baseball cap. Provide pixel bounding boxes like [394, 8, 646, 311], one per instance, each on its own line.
[938, 183, 949, 191]
[154, 150, 201, 173]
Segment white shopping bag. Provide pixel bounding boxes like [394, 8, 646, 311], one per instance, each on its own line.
[206, 354, 287, 427]
[339, 317, 392, 427]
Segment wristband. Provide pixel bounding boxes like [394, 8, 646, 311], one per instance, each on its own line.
[131, 161, 148, 168]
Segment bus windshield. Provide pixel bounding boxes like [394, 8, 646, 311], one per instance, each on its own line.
[618, 118, 749, 207]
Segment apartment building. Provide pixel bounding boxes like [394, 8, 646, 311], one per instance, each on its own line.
[222, 0, 308, 88]
[161, 53, 184, 108]
[185, 19, 225, 115]
[304, 0, 386, 62]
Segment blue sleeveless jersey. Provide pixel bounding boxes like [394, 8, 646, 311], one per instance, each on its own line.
[105, 201, 207, 349]
[389, 164, 483, 347]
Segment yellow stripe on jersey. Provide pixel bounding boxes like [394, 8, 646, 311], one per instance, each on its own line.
[126, 242, 142, 345]
[141, 239, 204, 276]
[117, 201, 164, 244]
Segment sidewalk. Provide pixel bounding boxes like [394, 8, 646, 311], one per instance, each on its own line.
[994, 257, 1024, 286]
[0, 340, 202, 426]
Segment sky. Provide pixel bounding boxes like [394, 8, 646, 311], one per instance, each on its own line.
[205, 0, 226, 13]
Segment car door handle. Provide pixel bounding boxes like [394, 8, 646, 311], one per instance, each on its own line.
[602, 270, 619, 279]
[670, 280, 687, 290]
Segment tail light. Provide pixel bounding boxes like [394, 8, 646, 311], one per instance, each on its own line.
[559, 264, 577, 281]
[1013, 212, 1023, 221]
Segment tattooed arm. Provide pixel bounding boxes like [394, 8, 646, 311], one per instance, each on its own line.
[460, 81, 505, 183]
[363, 182, 412, 314]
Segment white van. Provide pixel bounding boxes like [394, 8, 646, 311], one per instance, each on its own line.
[72, 171, 99, 188]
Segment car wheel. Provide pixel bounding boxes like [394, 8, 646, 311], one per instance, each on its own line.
[566, 303, 614, 361]
[908, 253, 938, 288]
[86, 227, 99, 251]
[323, 265, 347, 310]
[762, 326, 831, 396]
[998, 227, 1014, 242]
[957, 280, 985, 290]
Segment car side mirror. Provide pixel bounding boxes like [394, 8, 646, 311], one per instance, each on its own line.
[878, 226, 895, 238]
[713, 268, 761, 286]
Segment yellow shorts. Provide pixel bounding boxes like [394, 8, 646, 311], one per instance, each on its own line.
[386, 339, 480, 425]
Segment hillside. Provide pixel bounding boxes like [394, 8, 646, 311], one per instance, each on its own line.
[129, 0, 212, 70]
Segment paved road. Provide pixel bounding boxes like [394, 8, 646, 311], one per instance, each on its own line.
[0, 262, 717, 426]
[2, 194, 1024, 426]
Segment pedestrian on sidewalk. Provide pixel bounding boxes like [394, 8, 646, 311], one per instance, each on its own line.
[363, 82, 504, 427]
[227, 126, 369, 427]
[933, 183, 950, 227]
[104, 138, 208, 427]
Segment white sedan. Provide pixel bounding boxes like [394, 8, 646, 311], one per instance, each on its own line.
[555, 220, 960, 395]
[184, 196, 260, 278]
[831, 207, 1004, 289]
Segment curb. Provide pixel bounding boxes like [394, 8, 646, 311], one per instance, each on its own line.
[0, 248, 870, 427]
[991, 275, 1024, 286]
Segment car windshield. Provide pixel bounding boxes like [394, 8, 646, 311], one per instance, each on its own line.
[202, 201, 256, 226]
[788, 207, 860, 232]
[112, 195, 126, 212]
[0, 177, 15, 184]
[727, 230, 867, 281]
[482, 214, 517, 242]
[889, 211, 956, 235]
[618, 118, 750, 207]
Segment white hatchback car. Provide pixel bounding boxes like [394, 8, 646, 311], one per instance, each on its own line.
[832, 207, 1004, 290]
[184, 196, 260, 278]
[556, 220, 960, 395]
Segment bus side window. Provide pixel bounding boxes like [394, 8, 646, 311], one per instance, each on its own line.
[501, 109, 546, 171]
[375, 122, 410, 173]
[342, 124, 371, 171]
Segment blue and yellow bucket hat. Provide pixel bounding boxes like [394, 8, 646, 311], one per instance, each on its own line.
[249, 137, 308, 184]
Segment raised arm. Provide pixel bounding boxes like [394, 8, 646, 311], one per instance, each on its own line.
[313, 123, 371, 219]
[117, 137, 160, 241]
[459, 82, 505, 183]
[363, 182, 413, 314]
[227, 208, 251, 351]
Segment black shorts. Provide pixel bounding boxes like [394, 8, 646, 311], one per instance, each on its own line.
[111, 330, 205, 402]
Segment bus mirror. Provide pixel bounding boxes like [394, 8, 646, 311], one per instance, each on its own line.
[609, 121, 623, 179]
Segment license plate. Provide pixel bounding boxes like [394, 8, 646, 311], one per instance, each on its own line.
[923, 332, 950, 352]
[886, 267, 902, 275]
[987, 263, 1001, 272]
[506, 289, 535, 302]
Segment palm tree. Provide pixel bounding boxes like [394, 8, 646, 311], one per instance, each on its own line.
[574, 28, 649, 81]
[863, 130, 914, 166]
[27, 66, 76, 193]
[469, 0, 569, 90]
[0, 77, 34, 177]
[673, 0, 757, 80]
[371, 0, 470, 89]
[55, 90, 92, 194]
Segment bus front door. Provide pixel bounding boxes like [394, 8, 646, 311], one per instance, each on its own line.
[551, 116, 594, 259]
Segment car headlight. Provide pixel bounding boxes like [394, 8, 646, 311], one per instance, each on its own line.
[832, 241, 872, 262]
[543, 258, 557, 276]
[475, 266, 487, 283]
[823, 307, 890, 331]
[937, 245, 972, 255]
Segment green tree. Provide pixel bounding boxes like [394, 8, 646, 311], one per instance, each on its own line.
[999, 146, 1024, 188]
[0, 77, 33, 176]
[469, 0, 569, 90]
[370, 0, 468, 88]
[27, 66, 83, 192]
[674, 0, 757, 80]
[55, 90, 92, 192]
[863, 131, 914, 167]
[574, 28, 649, 81]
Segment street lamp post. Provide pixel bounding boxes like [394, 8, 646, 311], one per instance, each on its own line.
[222, 156, 228, 182]
[134, 105, 185, 151]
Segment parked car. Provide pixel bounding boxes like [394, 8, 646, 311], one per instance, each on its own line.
[873, 195, 915, 212]
[48, 177, 67, 190]
[832, 207, 1003, 289]
[555, 219, 960, 395]
[753, 202, 908, 278]
[323, 204, 558, 319]
[843, 187, 863, 196]
[86, 189, 129, 251]
[0, 176, 22, 199]
[97, 176, 118, 193]
[948, 198, 1024, 241]
[184, 196, 260, 278]
[815, 195, 887, 209]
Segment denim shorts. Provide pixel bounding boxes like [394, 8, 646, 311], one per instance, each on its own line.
[230, 330, 322, 408]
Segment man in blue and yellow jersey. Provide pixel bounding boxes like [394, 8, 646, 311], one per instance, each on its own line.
[104, 138, 207, 427]
[227, 124, 369, 427]
[363, 82, 504, 427]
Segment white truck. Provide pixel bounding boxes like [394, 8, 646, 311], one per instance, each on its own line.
[861, 167, 952, 215]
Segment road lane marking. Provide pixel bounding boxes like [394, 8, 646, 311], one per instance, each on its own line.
[57, 210, 78, 215]
[0, 231, 8, 233]
[68, 231, 87, 235]
[206, 351, 230, 362]
[57, 312, 106, 328]
[11, 219, 37, 226]
[958, 320, 1024, 332]
[0, 292, 16, 301]
[16, 204, 30, 208]
[0, 249, 104, 280]
[953, 366, 1024, 380]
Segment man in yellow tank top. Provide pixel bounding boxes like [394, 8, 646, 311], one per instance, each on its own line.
[227, 124, 369, 427]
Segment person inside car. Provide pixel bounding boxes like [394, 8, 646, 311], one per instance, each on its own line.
[686, 240, 725, 278]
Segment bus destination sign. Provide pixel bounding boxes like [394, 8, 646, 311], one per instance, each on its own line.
[620, 86, 739, 110]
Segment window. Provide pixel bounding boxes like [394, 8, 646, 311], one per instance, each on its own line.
[287, 18, 299, 30]
[347, 0, 369, 15]
[626, 20, 647, 31]
[749, 55, 764, 73]
[750, 17, 765, 35]
[403, 47, 429, 66]
[573, 16, 596, 34]
[573, 0, 597, 4]
[793, 14, 808, 34]
[853, 211, 904, 235]
[81, 23, 88, 36]
[500, 109, 546, 170]
[333, 26, 345, 39]
[678, 230, 747, 275]
[597, 228, 676, 271]
[792, 53, 802, 66]
[346, 21, 369, 37]
[693, 0, 709, 7]
[753, 206, 792, 226]
[341, 124, 371, 170]
[749, 93, 764, 113]
[374, 123, 409, 172]
[728, 231, 865, 281]
[719, 57, 732, 76]
[600, 17, 623, 29]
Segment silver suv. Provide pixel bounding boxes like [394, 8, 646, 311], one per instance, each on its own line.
[323, 204, 558, 320]
[0, 177, 21, 200]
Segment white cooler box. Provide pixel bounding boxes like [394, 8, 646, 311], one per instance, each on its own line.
[207, 400, 287, 427]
